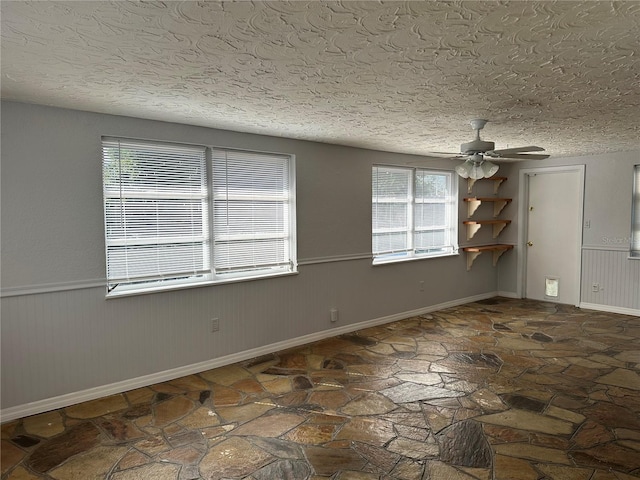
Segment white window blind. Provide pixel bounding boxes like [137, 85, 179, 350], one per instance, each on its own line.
[414, 169, 456, 254]
[102, 137, 296, 295]
[102, 139, 209, 290]
[212, 149, 293, 275]
[632, 165, 640, 256]
[372, 166, 412, 256]
[372, 165, 457, 263]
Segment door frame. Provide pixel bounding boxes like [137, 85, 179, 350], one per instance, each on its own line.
[517, 165, 585, 306]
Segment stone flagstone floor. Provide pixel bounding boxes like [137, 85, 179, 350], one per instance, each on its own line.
[1, 298, 640, 479]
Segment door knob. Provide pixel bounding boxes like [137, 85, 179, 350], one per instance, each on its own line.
[527, 241, 533, 247]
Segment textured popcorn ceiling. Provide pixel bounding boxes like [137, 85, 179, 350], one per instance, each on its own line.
[2, 1, 639, 157]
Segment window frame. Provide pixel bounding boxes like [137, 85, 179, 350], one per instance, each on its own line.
[372, 164, 458, 265]
[102, 138, 297, 297]
[631, 164, 640, 259]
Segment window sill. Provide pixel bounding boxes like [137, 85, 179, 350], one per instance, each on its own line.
[372, 251, 459, 266]
[105, 270, 299, 298]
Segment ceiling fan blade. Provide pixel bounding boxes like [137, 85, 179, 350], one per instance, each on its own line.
[491, 153, 550, 161]
[424, 151, 464, 158]
[490, 146, 545, 155]
[407, 157, 465, 166]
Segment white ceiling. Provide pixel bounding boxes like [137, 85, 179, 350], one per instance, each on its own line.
[2, 1, 639, 158]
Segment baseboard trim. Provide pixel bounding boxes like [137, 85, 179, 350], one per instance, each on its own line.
[496, 291, 520, 299]
[579, 302, 640, 317]
[0, 292, 497, 423]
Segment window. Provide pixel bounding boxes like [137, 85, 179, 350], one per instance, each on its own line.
[632, 164, 640, 258]
[102, 138, 296, 295]
[372, 165, 457, 263]
[211, 149, 294, 275]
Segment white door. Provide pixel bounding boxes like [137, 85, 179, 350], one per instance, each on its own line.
[525, 169, 583, 305]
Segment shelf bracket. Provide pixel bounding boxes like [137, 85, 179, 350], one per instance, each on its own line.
[467, 178, 478, 194]
[493, 199, 509, 217]
[465, 197, 511, 218]
[466, 222, 482, 241]
[467, 199, 482, 218]
[464, 220, 511, 240]
[492, 248, 509, 266]
[467, 176, 507, 194]
[493, 177, 506, 194]
[466, 251, 483, 271]
[492, 222, 508, 238]
[462, 244, 514, 271]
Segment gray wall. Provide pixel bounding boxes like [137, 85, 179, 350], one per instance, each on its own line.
[1, 102, 499, 412]
[3, 102, 637, 414]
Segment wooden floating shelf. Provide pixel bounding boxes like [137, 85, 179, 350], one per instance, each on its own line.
[467, 176, 507, 194]
[462, 244, 514, 271]
[462, 219, 512, 240]
[464, 197, 512, 218]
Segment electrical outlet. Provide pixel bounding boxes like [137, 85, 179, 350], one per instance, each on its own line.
[211, 318, 220, 332]
[591, 283, 600, 293]
[330, 308, 339, 323]
[419, 280, 425, 292]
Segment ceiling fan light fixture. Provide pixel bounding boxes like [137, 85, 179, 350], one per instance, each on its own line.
[468, 162, 485, 180]
[481, 160, 499, 177]
[455, 160, 472, 178]
[454, 158, 499, 180]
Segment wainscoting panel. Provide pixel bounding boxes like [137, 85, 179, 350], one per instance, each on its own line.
[1, 254, 498, 415]
[581, 248, 640, 312]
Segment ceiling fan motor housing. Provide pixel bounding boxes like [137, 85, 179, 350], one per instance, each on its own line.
[461, 139, 495, 155]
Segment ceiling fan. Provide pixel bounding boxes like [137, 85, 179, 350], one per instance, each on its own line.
[429, 119, 550, 179]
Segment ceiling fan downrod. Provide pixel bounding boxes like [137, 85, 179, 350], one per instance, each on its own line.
[461, 119, 495, 155]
